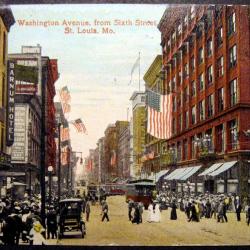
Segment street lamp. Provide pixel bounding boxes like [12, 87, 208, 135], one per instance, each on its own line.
[48, 165, 53, 204]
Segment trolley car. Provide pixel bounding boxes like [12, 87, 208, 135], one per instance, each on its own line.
[125, 179, 156, 209]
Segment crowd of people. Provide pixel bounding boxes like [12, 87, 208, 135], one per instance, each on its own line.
[0, 190, 109, 246]
[1, 189, 250, 245]
[128, 191, 250, 225]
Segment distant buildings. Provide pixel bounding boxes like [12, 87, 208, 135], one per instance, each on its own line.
[130, 91, 146, 178]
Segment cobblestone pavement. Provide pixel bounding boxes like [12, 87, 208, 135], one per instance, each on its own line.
[47, 196, 250, 246]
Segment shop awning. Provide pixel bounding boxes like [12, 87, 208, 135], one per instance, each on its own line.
[155, 170, 170, 182]
[164, 168, 184, 181]
[209, 161, 238, 177]
[199, 163, 223, 176]
[171, 167, 191, 180]
[179, 166, 202, 181]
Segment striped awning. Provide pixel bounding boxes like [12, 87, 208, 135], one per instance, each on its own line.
[165, 166, 201, 181]
[199, 163, 223, 176]
[209, 161, 238, 177]
[164, 168, 185, 180]
[179, 166, 201, 181]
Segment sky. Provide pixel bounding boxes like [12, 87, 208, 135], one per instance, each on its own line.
[9, 4, 167, 165]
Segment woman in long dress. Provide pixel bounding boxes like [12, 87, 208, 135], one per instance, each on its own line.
[170, 200, 177, 220]
[154, 203, 161, 222]
[147, 203, 153, 222]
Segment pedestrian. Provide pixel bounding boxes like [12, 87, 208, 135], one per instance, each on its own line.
[128, 200, 134, 221]
[138, 202, 144, 223]
[101, 201, 109, 222]
[217, 200, 224, 223]
[188, 201, 199, 222]
[211, 198, 218, 219]
[131, 203, 140, 224]
[205, 199, 211, 218]
[246, 203, 250, 226]
[85, 200, 90, 222]
[223, 199, 228, 222]
[170, 199, 177, 220]
[29, 221, 46, 245]
[46, 205, 57, 239]
[147, 203, 153, 223]
[235, 196, 242, 222]
[154, 202, 161, 222]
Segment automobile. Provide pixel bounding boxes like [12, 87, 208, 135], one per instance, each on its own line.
[58, 198, 86, 239]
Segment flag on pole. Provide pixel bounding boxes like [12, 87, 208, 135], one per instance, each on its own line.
[72, 118, 87, 134]
[147, 89, 173, 139]
[129, 54, 140, 85]
[59, 86, 71, 103]
[60, 126, 70, 142]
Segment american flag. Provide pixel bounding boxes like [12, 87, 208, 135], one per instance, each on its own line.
[72, 118, 87, 134]
[60, 126, 70, 142]
[59, 86, 71, 103]
[110, 150, 116, 166]
[85, 158, 93, 172]
[62, 103, 71, 114]
[147, 90, 173, 139]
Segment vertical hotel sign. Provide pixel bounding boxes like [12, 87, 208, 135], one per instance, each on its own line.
[6, 61, 16, 146]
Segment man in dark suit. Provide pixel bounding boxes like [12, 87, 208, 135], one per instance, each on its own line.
[101, 201, 109, 222]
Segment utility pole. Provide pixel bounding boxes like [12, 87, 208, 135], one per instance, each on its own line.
[58, 122, 61, 203]
[40, 65, 46, 227]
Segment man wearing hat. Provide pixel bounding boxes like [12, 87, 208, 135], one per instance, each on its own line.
[46, 205, 57, 239]
[235, 196, 242, 221]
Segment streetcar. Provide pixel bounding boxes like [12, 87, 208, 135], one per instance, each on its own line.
[102, 183, 126, 196]
[125, 179, 156, 209]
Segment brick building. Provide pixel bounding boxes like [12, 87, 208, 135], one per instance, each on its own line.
[158, 5, 250, 197]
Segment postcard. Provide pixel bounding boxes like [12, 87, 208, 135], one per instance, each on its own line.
[0, 2, 250, 247]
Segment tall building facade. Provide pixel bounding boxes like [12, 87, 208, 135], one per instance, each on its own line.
[0, 7, 15, 193]
[9, 46, 43, 193]
[130, 91, 146, 177]
[142, 55, 164, 177]
[8, 45, 59, 194]
[158, 5, 250, 196]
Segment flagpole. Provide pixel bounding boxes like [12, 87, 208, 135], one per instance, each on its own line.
[127, 107, 129, 121]
[139, 52, 141, 91]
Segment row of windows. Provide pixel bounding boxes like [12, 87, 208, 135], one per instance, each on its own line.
[28, 108, 41, 138]
[172, 79, 237, 134]
[164, 7, 236, 57]
[170, 119, 238, 162]
[172, 78, 237, 122]
[166, 43, 237, 93]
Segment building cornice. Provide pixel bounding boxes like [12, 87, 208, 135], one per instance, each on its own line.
[0, 6, 15, 32]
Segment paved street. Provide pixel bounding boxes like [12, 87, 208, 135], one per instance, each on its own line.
[48, 196, 250, 246]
